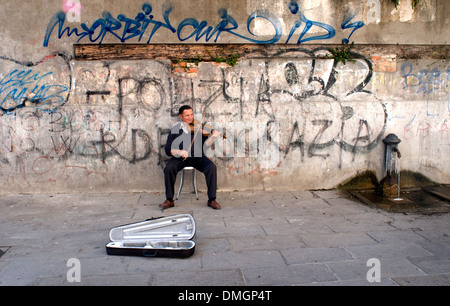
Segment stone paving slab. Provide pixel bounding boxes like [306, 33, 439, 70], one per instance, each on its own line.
[149, 270, 245, 286]
[280, 247, 354, 265]
[242, 264, 338, 286]
[392, 274, 450, 286]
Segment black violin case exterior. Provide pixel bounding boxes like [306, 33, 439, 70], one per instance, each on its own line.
[106, 214, 196, 258]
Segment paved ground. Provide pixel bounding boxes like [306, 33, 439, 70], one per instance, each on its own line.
[0, 189, 449, 286]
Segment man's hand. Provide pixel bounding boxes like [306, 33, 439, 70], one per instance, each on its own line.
[205, 130, 221, 147]
[179, 150, 189, 159]
[211, 130, 221, 138]
[171, 149, 189, 159]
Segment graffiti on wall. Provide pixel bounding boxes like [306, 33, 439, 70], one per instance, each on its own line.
[0, 53, 71, 115]
[399, 62, 450, 144]
[2, 11, 450, 192]
[0, 55, 448, 190]
[43, 1, 365, 47]
[0, 43, 396, 188]
[401, 62, 450, 95]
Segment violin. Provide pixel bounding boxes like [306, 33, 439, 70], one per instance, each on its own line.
[189, 119, 227, 139]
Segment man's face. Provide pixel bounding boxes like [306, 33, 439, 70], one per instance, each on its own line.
[179, 108, 194, 124]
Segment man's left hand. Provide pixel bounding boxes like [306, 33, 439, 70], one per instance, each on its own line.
[211, 130, 221, 138]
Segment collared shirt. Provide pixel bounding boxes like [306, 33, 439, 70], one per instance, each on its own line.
[177, 122, 190, 134]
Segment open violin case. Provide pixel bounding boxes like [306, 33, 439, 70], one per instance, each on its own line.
[106, 214, 196, 258]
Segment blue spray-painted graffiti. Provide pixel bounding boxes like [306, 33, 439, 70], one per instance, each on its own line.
[285, 1, 335, 44]
[285, 11, 335, 44]
[177, 9, 282, 44]
[0, 70, 69, 114]
[0, 54, 71, 115]
[341, 13, 365, 44]
[44, 3, 174, 46]
[43, 2, 364, 47]
[401, 62, 449, 95]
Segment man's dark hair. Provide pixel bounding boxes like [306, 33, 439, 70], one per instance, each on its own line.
[179, 105, 193, 115]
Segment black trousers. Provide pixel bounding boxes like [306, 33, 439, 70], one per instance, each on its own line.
[164, 157, 217, 201]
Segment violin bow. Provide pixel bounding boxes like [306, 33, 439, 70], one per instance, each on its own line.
[185, 108, 206, 159]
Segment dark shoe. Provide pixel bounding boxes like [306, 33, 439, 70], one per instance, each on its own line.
[159, 200, 174, 210]
[207, 200, 221, 210]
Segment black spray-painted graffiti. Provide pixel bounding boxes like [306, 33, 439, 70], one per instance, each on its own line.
[47, 108, 152, 164]
[251, 48, 386, 169]
[1, 47, 388, 189]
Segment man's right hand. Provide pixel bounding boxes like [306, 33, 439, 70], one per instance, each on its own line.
[179, 150, 189, 160]
[172, 149, 189, 160]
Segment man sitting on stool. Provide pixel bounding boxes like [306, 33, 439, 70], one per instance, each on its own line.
[160, 105, 221, 210]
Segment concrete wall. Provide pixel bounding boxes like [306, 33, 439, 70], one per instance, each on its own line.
[0, 0, 448, 194]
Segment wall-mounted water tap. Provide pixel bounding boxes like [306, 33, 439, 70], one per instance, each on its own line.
[382, 134, 402, 198]
[382, 134, 402, 176]
[392, 147, 401, 158]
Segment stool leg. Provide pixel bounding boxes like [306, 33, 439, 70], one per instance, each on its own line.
[176, 169, 184, 200]
[193, 169, 198, 200]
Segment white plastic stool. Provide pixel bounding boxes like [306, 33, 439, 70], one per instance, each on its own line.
[176, 167, 199, 200]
